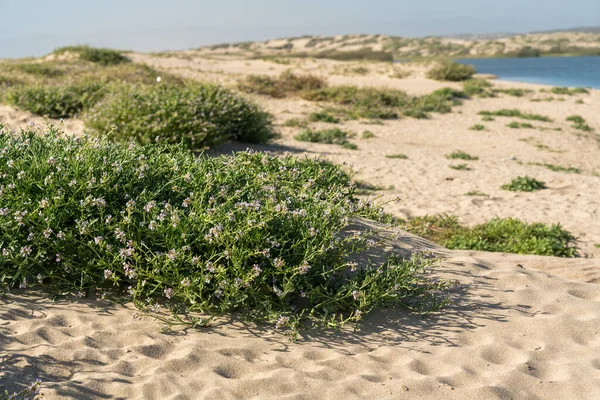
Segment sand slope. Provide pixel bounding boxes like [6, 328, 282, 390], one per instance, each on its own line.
[2, 227, 600, 400]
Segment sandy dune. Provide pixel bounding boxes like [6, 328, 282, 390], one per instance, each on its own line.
[2, 226, 600, 399]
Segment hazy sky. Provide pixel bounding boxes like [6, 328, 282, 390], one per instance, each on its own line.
[1, 0, 598, 58]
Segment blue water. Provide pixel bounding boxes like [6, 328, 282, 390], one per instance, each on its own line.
[456, 56, 600, 89]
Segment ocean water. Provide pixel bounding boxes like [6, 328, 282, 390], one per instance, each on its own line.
[456, 56, 600, 89]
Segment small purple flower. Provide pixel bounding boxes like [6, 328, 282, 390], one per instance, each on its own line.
[164, 287, 174, 299]
[181, 278, 191, 287]
[298, 261, 311, 275]
[275, 315, 290, 329]
[104, 270, 114, 280]
[352, 290, 361, 301]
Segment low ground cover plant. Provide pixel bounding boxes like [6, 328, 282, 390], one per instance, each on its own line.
[406, 215, 577, 257]
[85, 83, 275, 149]
[566, 115, 593, 132]
[479, 109, 552, 122]
[6, 82, 106, 119]
[549, 87, 588, 95]
[462, 79, 494, 97]
[449, 164, 470, 171]
[294, 128, 357, 149]
[493, 88, 532, 97]
[239, 72, 465, 119]
[53, 45, 130, 65]
[309, 111, 340, 123]
[386, 154, 408, 159]
[446, 150, 478, 160]
[0, 126, 448, 333]
[502, 176, 546, 191]
[469, 124, 485, 131]
[529, 163, 581, 174]
[238, 71, 326, 98]
[507, 121, 534, 129]
[426, 61, 476, 81]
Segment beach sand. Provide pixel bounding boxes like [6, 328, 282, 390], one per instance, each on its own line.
[1, 51, 600, 399]
[2, 226, 600, 399]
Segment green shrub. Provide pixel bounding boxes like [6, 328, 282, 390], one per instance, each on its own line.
[464, 191, 488, 197]
[0, 127, 447, 333]
[426, 61, 476, 82]
[493, 88, 532, 97]
[478, 109, 552, 122]
[54, 45, 130, 65]
[529, 163, 581, 174]
[238, 71, 326, 98]
[470, 124, 485, 131]
[386, 153, 408, 159]
[283, 118, 307, 128]
[309, 111, 340, 123]
[85, 83, 275, 149]
[462, 79, 494, 97]
[566, 115, 593, 132]
[406, 215, 576, 257]
[8, 62, 64, 77]
[295, 128, 354, 147]
[550, 87, 589, 95]
[241, 72, 464, 120]
[481, 116, 495, 121]
[502, 176, 546, 192]
[507, 121, 534, 129]
[449, 163, 470, 171]
[446, 150, 478, 160]
[361, 130, 375, 139]
[7, 82, 106, 118]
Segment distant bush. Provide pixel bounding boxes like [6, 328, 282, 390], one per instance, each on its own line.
[282, 118, 308, 128]
[86, 83, 275, 149]
[529, 162, 581, 174]
[426, 61, 476, 82]
[386, 153, 408, 159]
[550, 87, 589, 95]
[361, 130, 375, 139]
[469, 124, 485, 131]
[238, 71, 326, 98]
[295, 128, 355, 148]
[507, 121, 534, 129]
[8, 62, 64, 77]
[446, 150, 478, 160]
[309, 111, 340, 123]
[0, 127, 449, 333]
[449, 163, 470, 171]
[462, 79, 494, 97]
[502, 176, 546, 192]
[493, 88, 532, 97]
[314, 48, 393, 62]
[240, 73, 464, 120]
[7, 82, 106, 118]
[479, 109, 552, 122]
[566, 115, 593, 132]
[406, 215, 576, 257]
[54, 45, 130, 65]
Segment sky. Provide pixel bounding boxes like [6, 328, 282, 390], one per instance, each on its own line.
[0, 0, 598, 58]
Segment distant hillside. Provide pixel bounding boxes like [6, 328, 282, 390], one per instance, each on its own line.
[196, 31, 600, 61]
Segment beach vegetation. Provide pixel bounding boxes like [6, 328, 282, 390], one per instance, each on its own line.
[478, 109, 553, 122]
[405, 215, 576, 257]
[385, 153, 409, 159]
[469, 124, 485, 131]
[85, 83, 275, 150]
[501, 176, 546, 192]
[446, 150, 478, 160]
[426, 61, 476, 81]
[0, 126, 449, 335]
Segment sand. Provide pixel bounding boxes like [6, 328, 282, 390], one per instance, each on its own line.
[2, 226, 600, 399]
[1, 51, 600, 399]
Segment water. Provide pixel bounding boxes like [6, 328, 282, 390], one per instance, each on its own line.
[457, 56, 600, 89]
